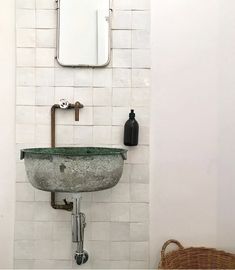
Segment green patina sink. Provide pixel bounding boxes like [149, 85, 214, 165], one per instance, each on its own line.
[21, 147, 127, 193]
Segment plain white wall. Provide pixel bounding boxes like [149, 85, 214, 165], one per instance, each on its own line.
[0, 0, 15, 267]
[150, 0, 219, 267]
[217, 0, 235, 252]
[150, 0, 235, 267]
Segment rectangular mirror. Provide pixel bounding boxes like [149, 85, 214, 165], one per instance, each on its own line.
[56, 0, 111, 67]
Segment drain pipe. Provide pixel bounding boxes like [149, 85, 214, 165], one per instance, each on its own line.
[72, 195, 89, 265]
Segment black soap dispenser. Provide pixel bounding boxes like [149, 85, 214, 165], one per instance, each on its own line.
[124, 109, 139, 146]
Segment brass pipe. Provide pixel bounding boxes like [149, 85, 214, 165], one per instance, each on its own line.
[75, 101, 82, 121]
[51, 104, 59, 147]
[51, 192, 73, 211]
[50, 101, 84, 211]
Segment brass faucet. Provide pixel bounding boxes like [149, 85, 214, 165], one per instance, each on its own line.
[50, 99, 84, 211]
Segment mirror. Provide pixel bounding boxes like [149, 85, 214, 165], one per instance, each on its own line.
[56, 0, 111, 67]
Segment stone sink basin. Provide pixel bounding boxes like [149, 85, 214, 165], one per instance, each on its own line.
[20, 147, 127, 193]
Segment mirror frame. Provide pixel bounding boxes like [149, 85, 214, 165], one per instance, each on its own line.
[56, 0, 112, 68]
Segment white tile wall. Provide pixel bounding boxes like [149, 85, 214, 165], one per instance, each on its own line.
[113, 0, 132, 10]
[17, 48, 35, 67]
[17, 68, 35, 86]
[132, 11, 150, 30]
[93, 88, 112, 106]
[16, 9, 35, 28]
[36, 0, 56, 9]
[17, 29, 35, 49]
[36, 68, 54, 86]
[113, 49, 132, 68]
[93, 107, 112, 125]
[36, 10, 56, 28]
[16, 87, 35, 105]
[112, 11, 132, 30]
[112, 30, 132, 49]
[36, 29, 56, 48]
[16, 0, 35, 9]
[15, 0, 150, 268]
[93, 69, 112, 87]
[74, 69, 93, 87]
[36, 48, 55, 67]
[113, 68, 131, 87]
[93, 126, 112, 145]
[110, 242, 130, 260]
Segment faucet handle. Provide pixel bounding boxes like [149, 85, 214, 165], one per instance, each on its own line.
[59, 99, 70, 109]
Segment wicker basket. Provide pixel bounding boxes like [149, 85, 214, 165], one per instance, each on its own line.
[159, 239, 235, 269]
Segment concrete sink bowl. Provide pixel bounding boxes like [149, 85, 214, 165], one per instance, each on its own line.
[21, 147, 127, 193]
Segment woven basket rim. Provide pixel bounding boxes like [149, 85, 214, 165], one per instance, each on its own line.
[165, 246, 235, 256]
[159, 240, 235, 269]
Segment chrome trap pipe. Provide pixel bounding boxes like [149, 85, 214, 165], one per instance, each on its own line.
[72, 195, 89, 265]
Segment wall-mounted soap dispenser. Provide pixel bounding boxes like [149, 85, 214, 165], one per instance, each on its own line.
[124, 109, 139, 146]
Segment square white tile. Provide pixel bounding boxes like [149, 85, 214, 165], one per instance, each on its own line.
[132, 30, 150, 49]
[36, 10, 56, 28]
[74, 126, 93, 145]
[130, 223, 149, 241]
[91, 222, 110, 241]
[17, 48, 35, 67]
[112, 11, 132, 29]
[35, 87, 54, 105]
[93, 88, 112, 106]
[17, 68, 35, 86]
[93, 69, 112, 87]
[93, 126, 112, 144]
[16, 9, 35, 28]
[55, 68, 74, 86]
[16, 183, 35, 202]
[110, 222, 130, 241]
[132, 49, 151, 68]
[16, 0, 35, 9]
[113, 69, 131, 87]
[36, 48, 55, 67]
[17, 29, 36, 48]
[113, 49, 132, 68]
[132, 69, 150, 87]
[132, 11, 150, 30]
[112, 88, 131, 107]
[74, 68, 93, 87]
[110, 242, 130, 260]
[36, 29, 56, 48]
[16, 87, 36, 105]
[93, 107, 112, 126]
[36, 68, 54, 86]
[36, 0, 56, 9]
[112, 30, 132, 49]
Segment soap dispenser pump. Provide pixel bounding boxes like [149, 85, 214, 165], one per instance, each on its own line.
[124, 109, 139, 146]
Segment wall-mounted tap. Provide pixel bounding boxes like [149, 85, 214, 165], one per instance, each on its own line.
[58, 99, 83, 121]
[51, 99, 84, 147]
[51, 99, 84, 211]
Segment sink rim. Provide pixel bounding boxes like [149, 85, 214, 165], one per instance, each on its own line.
[21, 146, 128, 159]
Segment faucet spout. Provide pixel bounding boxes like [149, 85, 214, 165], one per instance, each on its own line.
[74, 101, 84, 121]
